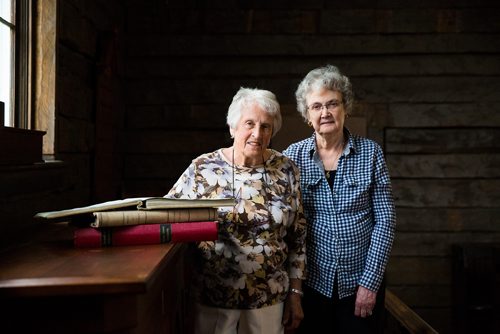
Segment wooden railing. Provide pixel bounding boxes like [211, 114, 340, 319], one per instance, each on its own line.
[384, 289, 439, 334]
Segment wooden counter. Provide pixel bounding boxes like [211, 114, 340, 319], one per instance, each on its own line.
[0, 223, 193, 333]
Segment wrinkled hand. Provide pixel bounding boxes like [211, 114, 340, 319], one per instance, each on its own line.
[354, 286, 376, 318]
[282, 293, 304, 330]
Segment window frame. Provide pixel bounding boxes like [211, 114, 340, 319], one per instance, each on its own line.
[0, 0, 32, 129]
[1, 0, 57, 160]
[0, 1, 15, 127]
[15, 0, 32, 129]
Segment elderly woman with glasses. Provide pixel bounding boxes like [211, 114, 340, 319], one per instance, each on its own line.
[165, 87, 307, 334]
[283, 65, 396, 333]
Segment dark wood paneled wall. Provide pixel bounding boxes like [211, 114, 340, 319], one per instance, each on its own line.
[56, 0, 126, 203]
[120, 1, 500, 333]
[2, 1, 499, 333]
[0, 1, 125, 248]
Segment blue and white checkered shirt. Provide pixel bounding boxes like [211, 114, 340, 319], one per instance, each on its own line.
[283, 129, 396, 299]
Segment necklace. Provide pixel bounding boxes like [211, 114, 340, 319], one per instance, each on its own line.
[231, 148, 272, 227]
[324, 140, 344, 179]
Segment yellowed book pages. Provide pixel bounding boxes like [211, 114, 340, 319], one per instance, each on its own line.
[34, 197, 234, 220]
[92, 208, 218, 227]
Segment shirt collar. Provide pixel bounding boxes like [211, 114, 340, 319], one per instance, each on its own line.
[307, 127, 356, 160]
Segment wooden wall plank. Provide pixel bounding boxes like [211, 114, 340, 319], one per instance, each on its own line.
[387, 153, 500, 178]
[393, 179, 500, 207]
[123, 76, 500, 105]
[390, 285, 451, 308]
[126, 104, 228, 130]
[385, 103, 500, 128]
[125, 55, 500, 78]
[124, 154, 196, 179]
[121, 179, 174, 198]
[123, 130, 230, 154]
[395, 208, 500, 232]
[126, 34, 500, 57]
[386, 256, 451, 285]
[386, 128, 500, 153]
[392, 232, 500, 256]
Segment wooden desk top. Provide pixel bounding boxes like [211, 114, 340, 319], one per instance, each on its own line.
[0, 223, 185, 297]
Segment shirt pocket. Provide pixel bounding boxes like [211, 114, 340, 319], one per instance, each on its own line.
[338, 174, 371, 213]
[301, 176, 325, 217]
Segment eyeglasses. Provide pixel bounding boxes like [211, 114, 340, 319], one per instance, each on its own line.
[308, 100, 343, 113]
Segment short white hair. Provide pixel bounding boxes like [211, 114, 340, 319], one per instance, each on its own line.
[226, 87, 282, 138]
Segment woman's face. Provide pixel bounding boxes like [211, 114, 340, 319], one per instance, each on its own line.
[306, 88, 345, 136]
[231, 102, 273, 166]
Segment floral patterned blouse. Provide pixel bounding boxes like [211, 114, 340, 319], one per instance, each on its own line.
[166, 148, 307, 309]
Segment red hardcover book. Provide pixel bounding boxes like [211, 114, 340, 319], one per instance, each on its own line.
[74, 221, 218, 248]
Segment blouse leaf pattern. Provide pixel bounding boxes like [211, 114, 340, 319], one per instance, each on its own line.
[166, 149, 307, 309]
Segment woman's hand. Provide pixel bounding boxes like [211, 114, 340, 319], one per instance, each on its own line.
[282, 291, 304, 330]
[355, 286, 376, 318]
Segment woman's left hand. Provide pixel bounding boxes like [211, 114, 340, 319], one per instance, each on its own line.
[282, 292, 304, 330]
[355, 286, 377, 318]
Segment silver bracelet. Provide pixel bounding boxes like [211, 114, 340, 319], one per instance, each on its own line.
[290, 288, 304, 297]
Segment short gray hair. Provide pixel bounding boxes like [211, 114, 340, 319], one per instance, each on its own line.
[295, 65, 353, 122]
[227, 87, 282, 137]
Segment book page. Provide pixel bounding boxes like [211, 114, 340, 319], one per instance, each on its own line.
[140, 197, 235, 210]
[34, 197, 149, 219]
[35, 197, 235, 220]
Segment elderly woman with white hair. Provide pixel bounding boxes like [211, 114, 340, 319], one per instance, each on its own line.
[165, 87, 307, 334]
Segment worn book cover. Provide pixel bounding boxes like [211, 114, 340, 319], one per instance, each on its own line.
[74, 221, 219, 247]
[91, 208, 219, 227]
